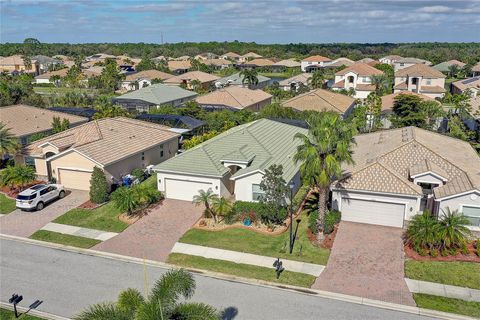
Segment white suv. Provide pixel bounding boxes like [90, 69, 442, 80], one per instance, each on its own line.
[16, 184, 66, 211]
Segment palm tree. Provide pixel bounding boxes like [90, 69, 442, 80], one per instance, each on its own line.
[211, 197, 232, 222]
[436, 208, 471, 250]
[111, 186, 138, 215]
[448, 64, 460, 78]
[0, 123, 20, 157]
[189, 79, 202, 91]
[192, 189, 218, 222]
[294, 112, 356, 233]
[307, 71, 324, 89]
[0, 165, 36, 191]
[405, 211, 439, 252]
[239, 68, 258, 89]
[370, 74, 391, 96]
[75, 269, 218, 320]
[420, 101, 445, 130]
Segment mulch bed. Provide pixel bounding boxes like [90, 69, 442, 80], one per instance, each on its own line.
[405, 241, 480, 263]
[0, 180, 47, 198]
[306, 224, 338, 249]
[77, 200, 101, 209]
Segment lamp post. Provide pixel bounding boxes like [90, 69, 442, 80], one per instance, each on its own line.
[288, 181, 295, 254]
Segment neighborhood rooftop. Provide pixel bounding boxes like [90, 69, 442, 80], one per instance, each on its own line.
[283, 88, 355, 114]
[114, 83, 197, 105]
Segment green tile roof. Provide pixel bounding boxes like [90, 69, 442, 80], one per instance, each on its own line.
[218, 72, 271, 86]
[115, 84, 197, 105]
[154, 119, 308, 182]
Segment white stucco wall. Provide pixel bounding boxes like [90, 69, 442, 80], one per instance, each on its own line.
[413, 173, 445, 185]
[437, 190, 480, 216]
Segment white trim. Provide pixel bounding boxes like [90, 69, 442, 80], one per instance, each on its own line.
[332, 187, 421, 199]
[57, 167, 94, 173]
[435, 189, 480, 201]
[411, 171, 448, 182]
[38, 141, 60, 150]
[459, 203, 480, 230]
[46, 148, 104, 168]
[155, 169, 224, 179]
[230, 169, 265, 181]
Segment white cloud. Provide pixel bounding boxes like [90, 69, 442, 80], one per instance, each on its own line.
[417, 5, 451, 13]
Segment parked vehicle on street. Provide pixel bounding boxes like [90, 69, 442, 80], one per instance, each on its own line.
[16, 184, 66, 211]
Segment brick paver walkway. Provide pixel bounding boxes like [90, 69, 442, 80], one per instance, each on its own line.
[313, 221, 416, 306]
[93, 199, 203, 262]
[0, 190, 88, 237]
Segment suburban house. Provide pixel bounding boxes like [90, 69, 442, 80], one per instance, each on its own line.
[85, 53, 116, 62]
[32, 55, 64, 73]
[136, 114, 206, 136]
[473, 62, 480, 77]
[331, 126, 480, 229]
[331, 63, 384, 98]
[194, 52, 218, 60]
[451, 77, 480, 96]
[379, 55, 403, 65]
[240, 52, 263, 62]
[21, 117, 180, 191]
[0, 55, 40, 75]
[154, 119, 305, 202]
[433, 60, 466, 74]
[0, 105, 88, 146]
[113, 84, 197, 112]
[121, 69, 173, 91]
[356, 58, 375, 64]
[202, 59, 233, 70]
[221, 52, 242, 62]
[164, 71, 220, 90]
[167, 60, 191, 74]
[173, 55, 191, 61]
[196, 86, 272, 112]
[380, 92, 439, 128]
[301, 55, 332, 72]
[327, 57, 355, 68]
[282, 88, 356, 117]
[271, 59, 301, 73]
[34, 68, 70, 84]
[394, 57, 432, 71]
[217, 72, 271, 89]
[393, 64, 446, 99]
[278, 73, 312, 91]
[240, 58, 275, 69]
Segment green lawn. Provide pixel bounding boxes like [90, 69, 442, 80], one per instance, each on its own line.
[414, 294, 480, 318]
[179, 213, 329, 265]
[53, 202, 128, 233]
[168, 253, 316, 288]
[405, 261, 480, 290]
[1, 308, 45, 320]
[30, 230, 100, 248]
[0, 193, 16, 214]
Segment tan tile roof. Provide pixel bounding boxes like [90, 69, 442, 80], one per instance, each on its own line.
[164, 71, 220, 84]
[283, 88, 355, 113]
[82, 66, 104, 77]
[223, 52, 241, 58]
[203, 59, 233, 67]
[196, 86, 272, 110]
[329, 58, 355, 67]
[395, 64, 446, 78]
[302, 55, 331, 62]
[409, 159, 448, 179]
[26, 117, 179, 166]
[420, 85, 446, 93]
[124, 69, 173, 81]
[452, 77, 480, 92]
[242, 52, 262, 58]
[0, 55, 37, 66]
[470, 96, 480, 119]
[473, 62, 480, 72]
[335, 63, 384, 76]
[273, 59, 301, 68]
[396, 57, 432, 65]
[381, 55, 403, 61]
[278, 73, 312, 86]
[355, 83, 376, 91]
[0, 105, 88, 138]
[381, 92, 436, 112]
[35, 68, 70, 79]
[168, 60, 191, 71]
[356, 58, 375, 63]
[244, 58, 274, 67]
[336, 127, 480, 199]
[331, 79, 345, 88]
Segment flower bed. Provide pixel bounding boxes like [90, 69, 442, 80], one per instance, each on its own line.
[405, 241, 480, 263]
[0, 180, 47, 198]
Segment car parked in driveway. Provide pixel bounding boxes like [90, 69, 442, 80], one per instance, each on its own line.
[16, 184, 66, 211]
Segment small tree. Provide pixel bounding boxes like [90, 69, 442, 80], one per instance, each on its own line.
[0, 165, 36, 191]
[51, 117, 70, 133]
[89, 166, 109, 204]
[259, 164, 288, 214]
[111, 186, 138, 215]
[192, 189, 218, 222]
[211, 197, 232, 222]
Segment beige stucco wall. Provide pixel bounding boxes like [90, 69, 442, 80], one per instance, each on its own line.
[244, 98, 273, 112]
[49, 150, 98, 181]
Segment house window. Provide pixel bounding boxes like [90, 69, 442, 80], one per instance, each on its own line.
[462, 206, 480, 227]
[347, 76, 354, 84]
[418, 183, 438, 195]
[25, 156, 36, 169]
[400, 63, 404, 66]
[141, 152, 145, 161]
[160, 144, 164, 158]
[252, 184, 265, 201]
[426, 79, 432, 85]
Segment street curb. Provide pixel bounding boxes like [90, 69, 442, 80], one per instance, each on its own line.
[1, 233, 477, 320]
[0, 301, 69, 320]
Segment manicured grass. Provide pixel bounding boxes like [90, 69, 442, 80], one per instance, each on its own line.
[53, 202, 128, 233]
[1, 308, 45, 320]
[30, 230, 101, 248]
[179, 213, 329, 265]
[414, 294, 480, 318]
[0, 193, 16, 214]
[168, 253, 316, 288]
[405, 261, 480, 290]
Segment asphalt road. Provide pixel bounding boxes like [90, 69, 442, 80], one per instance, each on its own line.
[0, 238, 438, 320]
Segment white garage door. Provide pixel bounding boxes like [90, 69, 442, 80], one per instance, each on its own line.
[341, 198, 405, 228]
[58, 169, 92, 191]
[165, 178, 213, 201]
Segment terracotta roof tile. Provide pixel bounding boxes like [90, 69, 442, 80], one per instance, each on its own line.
[283, 88, 355, 113]
[335, 63, 384, 77]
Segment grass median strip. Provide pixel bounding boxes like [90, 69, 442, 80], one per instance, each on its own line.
[414, 293, 480, 318]
[0, 193, 16, 214]
[30, 230, 101, 249]
[1, 308, 44, 320]
[179, 213, 329, 265]
[168, 253, 316, 288]
[53, 202, 128, 233]
[405, 261, 480, 290]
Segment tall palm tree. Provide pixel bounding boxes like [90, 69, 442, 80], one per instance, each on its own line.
[437, 208, 471, 250]
[193, 189, 219, 222]
[239, 68, 258, 89]
[370, 74, 391, 96]
[0, 123, 20, 157]
[294, 112, 356, 232]
[307, 71, 324, 89]
[75, 269, 218, 320]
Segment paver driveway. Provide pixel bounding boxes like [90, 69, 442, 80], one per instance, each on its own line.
[313, 221, 415, 306]
[0, 190, 88, 237]
[93, 199, 203, 262]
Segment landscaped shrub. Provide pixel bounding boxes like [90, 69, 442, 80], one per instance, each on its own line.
[476, 239, 480, 257]
[308, 210, 319, 234]
[110, 180, 163, 215]
[231, 201, 287, 225]
[131, 168, 145, 182]
[324, 210, 341, 234]
[292, 184, 310, 213]
[89, 166, 109, 204]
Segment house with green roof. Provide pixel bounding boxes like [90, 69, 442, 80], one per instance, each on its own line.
[153, 119, 307, 202]
[114, 84, 197, 113]
[217, 72, 271, 89]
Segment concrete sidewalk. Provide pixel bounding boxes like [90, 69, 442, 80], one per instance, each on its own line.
[172, 242, 325, 276]
[41, 223, 118, 241]
[405, 278, 480, 302]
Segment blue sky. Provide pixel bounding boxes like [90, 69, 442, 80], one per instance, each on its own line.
[1, 0, 479, 43]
